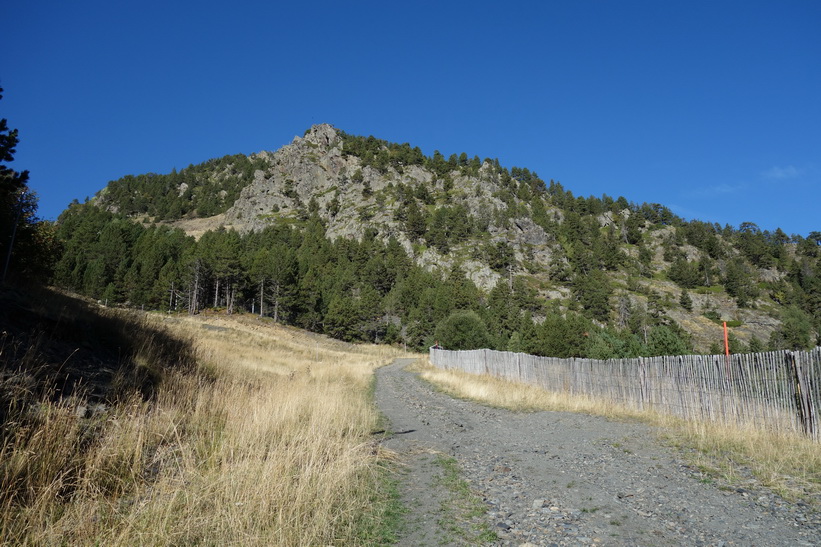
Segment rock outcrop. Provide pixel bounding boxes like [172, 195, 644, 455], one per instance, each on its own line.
[223, 124, 559, 291]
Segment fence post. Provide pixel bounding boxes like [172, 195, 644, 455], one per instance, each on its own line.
[789, 351, 816, 439]
[517, 351, 522, 383]
[639, 357, 646, 410]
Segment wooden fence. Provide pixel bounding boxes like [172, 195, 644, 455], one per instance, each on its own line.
[429, 347, 821, 441]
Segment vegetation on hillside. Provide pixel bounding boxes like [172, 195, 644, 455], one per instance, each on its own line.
[3, 104, 817, 355]
[52, 195, 817, 358]
[95, 153, 270, 219]
[47, 126, 819, 355]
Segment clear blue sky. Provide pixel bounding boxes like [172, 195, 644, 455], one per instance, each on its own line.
[2, 1, 819, 236]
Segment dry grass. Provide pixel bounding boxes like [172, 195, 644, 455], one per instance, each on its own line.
[666, 418, 821, 505]
[415, 359, 821, 510]
[414, 360, 652, 420]
[1, 306, 408, 546]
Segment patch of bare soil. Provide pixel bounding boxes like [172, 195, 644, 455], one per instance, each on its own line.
[165, 214, 231, 239]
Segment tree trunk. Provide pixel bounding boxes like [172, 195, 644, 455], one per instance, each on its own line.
[272, 282, 280, 323]
[259, 277, 265, 317]
[189, 263, 200, 315]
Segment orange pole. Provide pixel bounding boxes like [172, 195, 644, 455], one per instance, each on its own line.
[723, 321, 730, 356]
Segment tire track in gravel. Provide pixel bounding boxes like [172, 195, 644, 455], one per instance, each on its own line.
[375, 359, 820, 546]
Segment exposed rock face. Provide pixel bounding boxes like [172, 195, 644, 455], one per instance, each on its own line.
[226, 124, 346, 232]
[224, 124, 553, 291]
[228, 125, 410, 238]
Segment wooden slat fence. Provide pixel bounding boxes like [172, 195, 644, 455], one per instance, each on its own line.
[429, 347, 821, 441]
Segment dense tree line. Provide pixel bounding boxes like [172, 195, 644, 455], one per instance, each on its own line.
[338, 132, 426, 175]
[97, 154, 269, 220]
[54, 202, 715, 357]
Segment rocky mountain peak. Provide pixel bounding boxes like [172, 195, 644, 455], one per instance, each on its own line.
[298, 123, 340, 149]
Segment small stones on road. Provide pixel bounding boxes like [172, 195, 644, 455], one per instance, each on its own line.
[375, 359, 820, 546]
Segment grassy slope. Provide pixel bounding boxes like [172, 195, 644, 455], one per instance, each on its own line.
[0, 289, 409, 545]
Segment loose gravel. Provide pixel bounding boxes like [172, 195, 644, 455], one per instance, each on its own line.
[375, 358, 820, 546]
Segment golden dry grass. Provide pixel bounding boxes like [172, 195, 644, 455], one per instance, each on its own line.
[414, 359, 653, 420]
[1, 310, 409, 546]
[666, 417, 821, 504]
[415, 359, 821, 509]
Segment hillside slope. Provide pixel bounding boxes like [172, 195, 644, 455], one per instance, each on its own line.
[61, 124, 820, 354]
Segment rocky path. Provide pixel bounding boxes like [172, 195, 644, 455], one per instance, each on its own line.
[375, 359, 820, 546]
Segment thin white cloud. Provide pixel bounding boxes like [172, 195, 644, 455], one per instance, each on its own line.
[711, 183, 742, 194]
[668, 203, 700, 219]
[762, 165, 802, 180]
[690, 183, 744, 197]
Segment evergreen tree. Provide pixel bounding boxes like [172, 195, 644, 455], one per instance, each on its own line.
[506, 331, 524, 353]
[748, 335, 765, 353]
[267, 244, 298, 322]
[667, 258, 700, 288]
[624, 212, 644, 244]
[586, 328, 643, 359]
[434, 310, 490, 350]
[679, 289, 693, 311]
[199, 228, 242, 312]
[769, 306, 814, 350]
[528, 310, 591, 358]
[599, 226, 624, 270]
[636, 243, 653, 277]
[325, 294, 363, 342]
[646, 325, 691, 356]
[727, 333, 746, 354]
[723, 257, 758, 307]
[487, 240, 515, 273]
[572, 269, 612, 322]
[1, 87, 51, 284]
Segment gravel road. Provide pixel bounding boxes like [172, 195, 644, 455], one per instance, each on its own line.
[375, 358, 820, 546]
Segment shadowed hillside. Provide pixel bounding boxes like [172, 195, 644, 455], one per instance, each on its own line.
[0, 288, 405, 544]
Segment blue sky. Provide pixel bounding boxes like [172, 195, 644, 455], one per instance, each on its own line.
[2, 1, 819, 236]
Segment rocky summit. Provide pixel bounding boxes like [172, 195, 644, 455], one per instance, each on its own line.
[224, 124, 545, 291]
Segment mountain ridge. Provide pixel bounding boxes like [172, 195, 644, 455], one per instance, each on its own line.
[71, 123, 820, 353]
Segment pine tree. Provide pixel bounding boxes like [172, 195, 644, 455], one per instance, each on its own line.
[679, 290, 693, 311]
[1, 87, 48, 284]
[769, 306, 814, 350]
[434, 310, 490, 350]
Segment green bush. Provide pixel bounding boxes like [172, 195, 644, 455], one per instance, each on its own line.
[434, 310, 491, 350]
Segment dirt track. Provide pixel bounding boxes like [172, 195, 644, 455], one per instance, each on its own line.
[375, 358, 819, 546]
